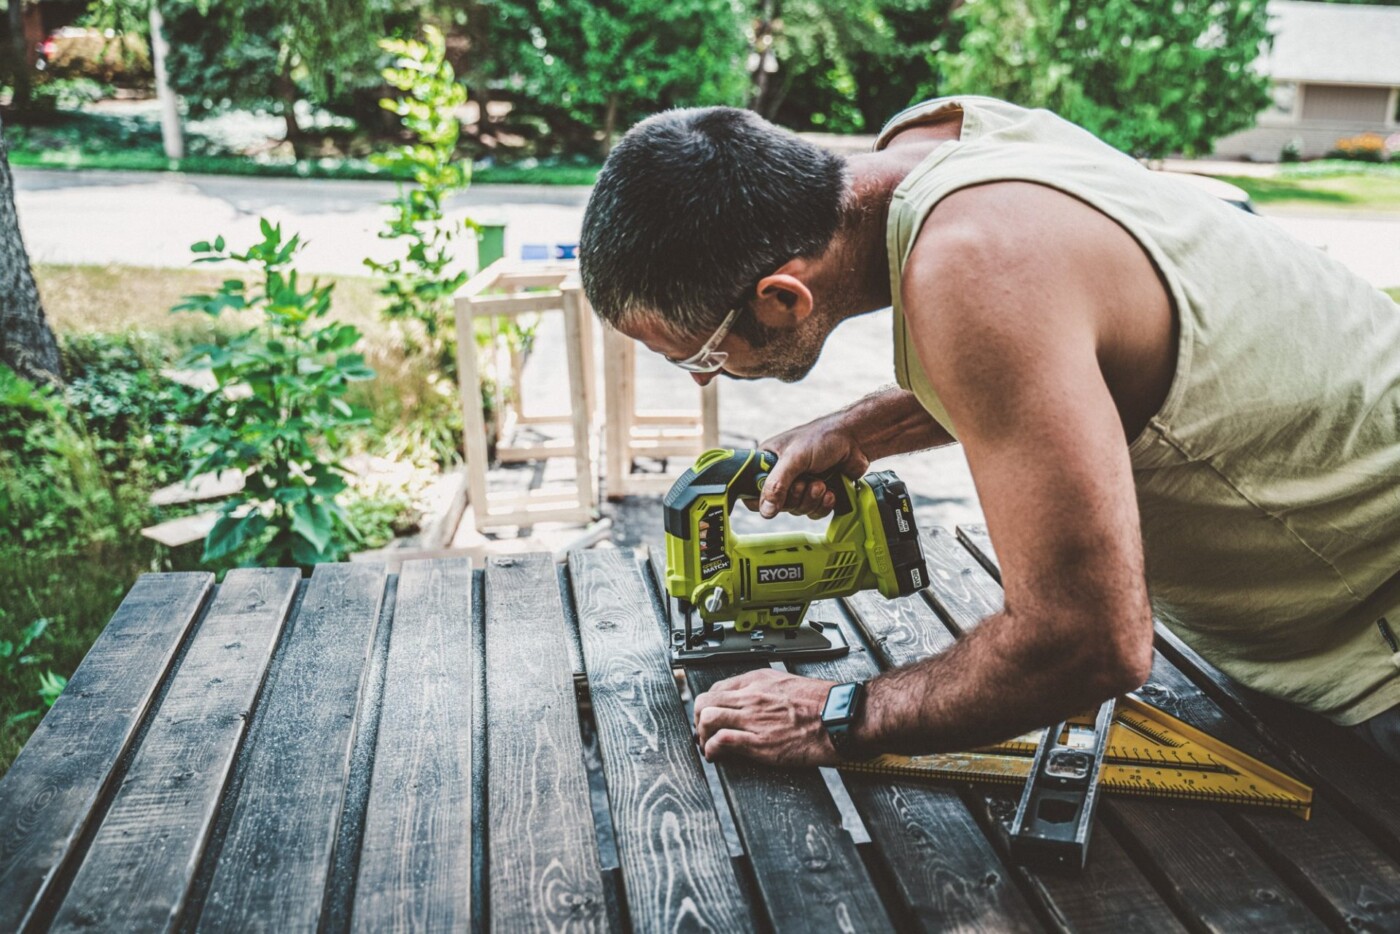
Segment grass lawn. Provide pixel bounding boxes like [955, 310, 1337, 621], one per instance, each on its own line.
[1219, 162, 1400, 213]
[37, 263, 388, 338]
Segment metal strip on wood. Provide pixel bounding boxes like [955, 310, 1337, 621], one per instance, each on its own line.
[568, 549, 751, 933]
[956, 524, 1400, 930]
[684, 660, 896, 933]
[195, 563, 387, 932]
[792, 599, 1045, 933]
[841, 569, 1185, 934]
[49, 568, 300, 933]
[352, 558, 474, 932]
[0, 572, 213, 934]
[482, 554, 610, 932]
[922, 528, 1322, 932]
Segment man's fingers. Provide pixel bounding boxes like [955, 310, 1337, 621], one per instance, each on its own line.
[695, 703, 744, 743]
[703, 728, 757, 761]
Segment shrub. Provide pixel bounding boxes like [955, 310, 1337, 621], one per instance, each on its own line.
[0, 363, 127, 560]
[175, 221, 376, 568]
[1327, 133, 1387, 163]
[60, 332, 214, 490]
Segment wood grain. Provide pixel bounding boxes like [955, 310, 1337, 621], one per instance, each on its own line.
[195, 563, 387, 932]
[841, 572, 1185, 934]
[958, 524, 1400, 928]
[48, 569, 299, 932]
[352, 558, 474, 933]
[483, 554, 609, 933]
[0, 572, 213, 934]
[568, 548, 752, 933]
[795, 600, 1043, 933]
[685, 660, 895, 933]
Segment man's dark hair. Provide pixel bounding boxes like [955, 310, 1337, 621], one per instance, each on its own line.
[580, 107, 847, 341]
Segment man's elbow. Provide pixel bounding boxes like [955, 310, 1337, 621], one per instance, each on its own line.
[1096, 618, 1155, 696]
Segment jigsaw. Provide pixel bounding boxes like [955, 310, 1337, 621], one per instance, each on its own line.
[663, 448, 928, 663]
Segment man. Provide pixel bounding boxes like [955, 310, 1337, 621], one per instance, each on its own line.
[578, 97, 1400, 766]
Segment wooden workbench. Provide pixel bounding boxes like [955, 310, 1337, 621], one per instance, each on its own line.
[1, 526, 1396, 932]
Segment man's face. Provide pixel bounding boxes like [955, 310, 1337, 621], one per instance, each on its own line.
[622, 311, 827, 386]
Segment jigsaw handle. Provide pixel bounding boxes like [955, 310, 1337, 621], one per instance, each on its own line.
[751, 450, 854, 516]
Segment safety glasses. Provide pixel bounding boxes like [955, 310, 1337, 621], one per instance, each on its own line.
[667, 305, 742, 373]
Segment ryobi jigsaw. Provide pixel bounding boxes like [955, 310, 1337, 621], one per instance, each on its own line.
[663, 448, 928, 663]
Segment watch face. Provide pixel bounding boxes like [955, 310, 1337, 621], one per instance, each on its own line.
[825, 682, 858, 721]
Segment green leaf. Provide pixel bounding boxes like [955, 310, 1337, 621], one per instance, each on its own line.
[203, 510, 269, 562]
[290, 499, 334, 555]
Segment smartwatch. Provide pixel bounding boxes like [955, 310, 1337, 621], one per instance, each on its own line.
[821, 681, 866, 756]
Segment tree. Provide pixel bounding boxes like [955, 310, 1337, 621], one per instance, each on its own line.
[748, 0, 953, 133]
[161, 0, 402, 155]
[937, 0, 1273, 159]
[0, 116, 61, 386]
[485, 0, 748, 157]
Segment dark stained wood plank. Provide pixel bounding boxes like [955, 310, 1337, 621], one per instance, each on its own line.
[842, 573, 1184, 934]
[483, 553, 609, 933]
[959, 524, 1400, 928]
[195, 563, 387, 932]
[470, 567, 487, 934]
[1154, 622, 1400, 860]
[568, 548, 752, 933]
[0, 572, 213, 934]
[48, 568, 299, 933]
[793, 600, 1044, 933]
[352, 558, 474, 933]
[684, 661, 896, 933]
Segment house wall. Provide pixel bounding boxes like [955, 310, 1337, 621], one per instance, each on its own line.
[1213, 81, 1399, 161]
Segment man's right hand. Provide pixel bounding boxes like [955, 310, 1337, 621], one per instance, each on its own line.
[756, 413, 870, 519]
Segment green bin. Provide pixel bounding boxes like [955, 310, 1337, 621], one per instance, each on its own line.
[477, 223, 506, 271]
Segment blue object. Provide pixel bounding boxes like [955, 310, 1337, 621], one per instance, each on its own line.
[521, 243, 551, 261]
[555, 243, 579, 260]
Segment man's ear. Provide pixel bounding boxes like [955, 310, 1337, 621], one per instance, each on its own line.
[753, 259, 814, 330]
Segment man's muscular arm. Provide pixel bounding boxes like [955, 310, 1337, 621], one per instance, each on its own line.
[758, 387, 954, 518]
[695, 182, 1161, 763]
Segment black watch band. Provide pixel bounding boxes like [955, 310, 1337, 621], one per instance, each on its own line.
[821, 680, 866, 757]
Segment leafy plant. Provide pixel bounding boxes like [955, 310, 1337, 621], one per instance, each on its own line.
[366, 25, 473, 359]
[1, 614, 67, 727]
[0, 364, 126, 559]
[0, 616, 52, 681]
[175, 220, 376, 568]
[61, 331, 215, 490]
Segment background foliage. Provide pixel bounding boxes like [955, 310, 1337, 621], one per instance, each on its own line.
[936, 0, 1273, 158]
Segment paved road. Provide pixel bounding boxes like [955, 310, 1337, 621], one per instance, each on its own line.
[15, 167, 591, 276]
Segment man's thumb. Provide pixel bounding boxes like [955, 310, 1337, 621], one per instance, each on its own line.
[759, 464, 790, 518]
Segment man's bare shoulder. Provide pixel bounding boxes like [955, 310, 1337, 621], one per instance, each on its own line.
[899, 179, 1176, 439]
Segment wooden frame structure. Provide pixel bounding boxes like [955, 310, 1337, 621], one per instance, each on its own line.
[454, 260, 598, 531]
[603, 325, 719, 499]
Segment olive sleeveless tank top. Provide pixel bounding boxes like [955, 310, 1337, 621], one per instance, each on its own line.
[877, 96, 1400, 724]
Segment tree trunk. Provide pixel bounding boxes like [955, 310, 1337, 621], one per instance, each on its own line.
[0, 118, 61, 385]
[7, 0, 31, 111]
[148, 3, 185, 160]
[600, 95, 618, 159]
[276, 61, 305, 159]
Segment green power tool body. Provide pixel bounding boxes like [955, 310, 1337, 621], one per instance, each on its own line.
[663, 448, 929, 663]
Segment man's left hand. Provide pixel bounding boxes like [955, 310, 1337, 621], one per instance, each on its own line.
[692, 668, 839, 766]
